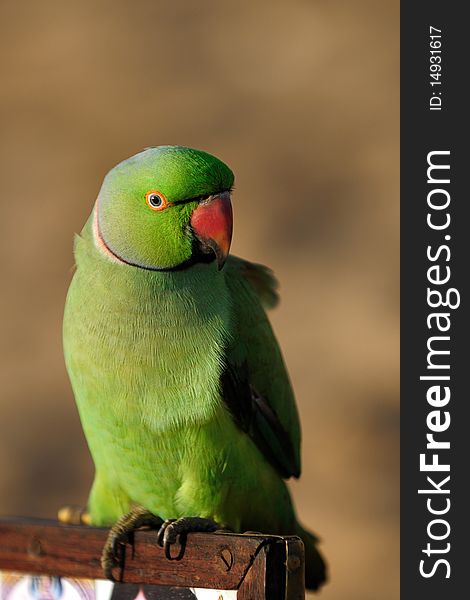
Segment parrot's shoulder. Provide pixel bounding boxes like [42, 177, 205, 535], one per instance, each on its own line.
[72, 214, 96, 261]
[224, 256, 279, 310]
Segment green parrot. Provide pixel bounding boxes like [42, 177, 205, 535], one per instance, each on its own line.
[62, 146, 326, 590]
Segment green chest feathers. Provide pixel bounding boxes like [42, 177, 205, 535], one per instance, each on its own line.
[63, 235, 233, 432]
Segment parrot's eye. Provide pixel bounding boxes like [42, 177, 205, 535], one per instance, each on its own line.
[145, 190, 169, 211]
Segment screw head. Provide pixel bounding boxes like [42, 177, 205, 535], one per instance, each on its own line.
[287, 554, 301, 571]
[28, 538, 43, 558]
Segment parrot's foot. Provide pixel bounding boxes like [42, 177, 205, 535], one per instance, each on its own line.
[101, 507, 163, 581]
[156, 517, 220, 560]
[57, 505, 91, 526]
[101, 510, 222, 580]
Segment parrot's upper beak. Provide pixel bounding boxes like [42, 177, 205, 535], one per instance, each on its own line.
[190, 191, 233, 270]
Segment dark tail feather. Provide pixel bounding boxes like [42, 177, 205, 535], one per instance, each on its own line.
[295, 523, 328, 591]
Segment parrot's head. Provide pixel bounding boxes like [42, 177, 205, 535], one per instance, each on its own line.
[93, 146, 234, 271]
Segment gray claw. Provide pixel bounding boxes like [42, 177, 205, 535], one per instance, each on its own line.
[160, 516, 220, 560]
[163, 523, 178, 546]
[101, 507, 163, 581]
[156, 519, 176, 547]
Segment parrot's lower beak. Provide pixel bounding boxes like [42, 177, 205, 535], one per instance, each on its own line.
[190, 191, 233, 270]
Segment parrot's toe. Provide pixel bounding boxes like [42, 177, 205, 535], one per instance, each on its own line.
[57, 505, 91, 525]
[101, 506, 163, 581]
[157, 516, 220, 560]
[155, 518, 176, 547]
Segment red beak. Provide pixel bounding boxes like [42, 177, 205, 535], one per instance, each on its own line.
[190, 191, 233, 270]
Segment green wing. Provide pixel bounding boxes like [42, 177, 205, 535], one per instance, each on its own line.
[222, 256, 301, 479]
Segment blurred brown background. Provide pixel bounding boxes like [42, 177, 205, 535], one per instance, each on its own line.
[0, 1, 399, 598]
